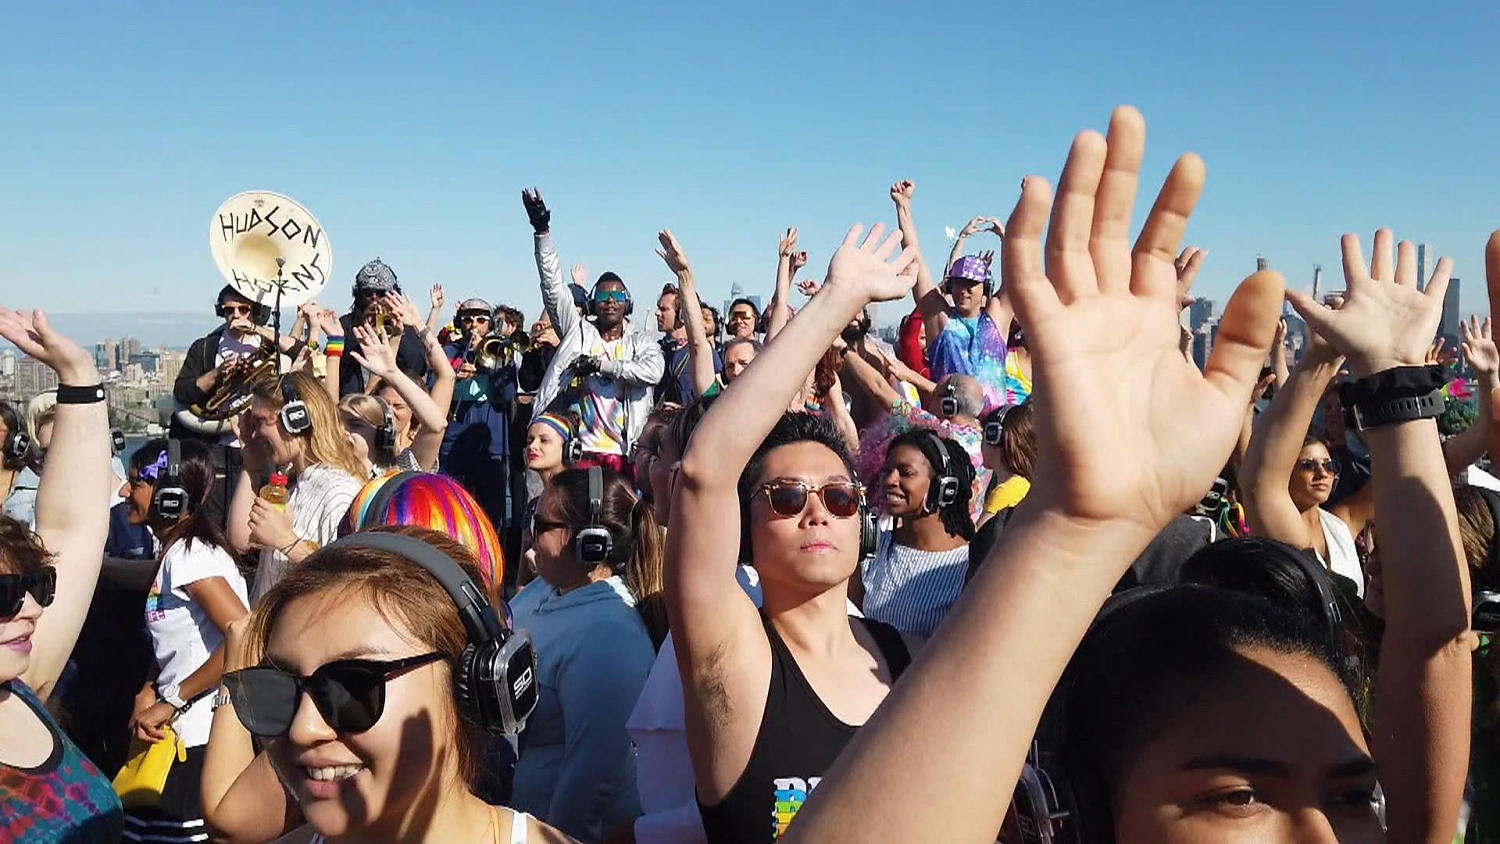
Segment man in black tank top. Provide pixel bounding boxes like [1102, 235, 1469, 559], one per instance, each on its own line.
[660, 225, 922, 841]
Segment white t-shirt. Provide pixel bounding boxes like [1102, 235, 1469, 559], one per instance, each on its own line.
[251, 463, 363, 603]
[146, 538, 249, 747]
[1316, 508, 1364, 598]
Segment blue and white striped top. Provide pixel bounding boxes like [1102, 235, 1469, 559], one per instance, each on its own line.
[860, 531, 970, 637]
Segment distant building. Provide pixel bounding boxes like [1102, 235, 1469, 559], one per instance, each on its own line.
[15, 357, 59, 395]
[96, 338, 118, 373]
[129, 353, 159, 374]
[1441, 277, 1462, 344]
[159, 351, 186, 386]
[722, 281, 764, 318]
[1416, 244, 1438, 290]
[1192, 320, 1219, 370]
[119, 336, 142, 370]
[1188, 299, 1216, 333]
[1256, 255, 1268, 272]
[0, 351, 14, 378]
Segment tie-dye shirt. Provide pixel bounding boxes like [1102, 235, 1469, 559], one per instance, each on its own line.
[0, 680, 123, 842]
[571, 336, 630, 456]
[927, 309, 1009, 410]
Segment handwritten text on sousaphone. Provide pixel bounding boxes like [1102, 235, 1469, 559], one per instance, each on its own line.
[218, 204, 327, 294]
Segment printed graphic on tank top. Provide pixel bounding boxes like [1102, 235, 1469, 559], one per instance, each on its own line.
[697, 615, 910, 843]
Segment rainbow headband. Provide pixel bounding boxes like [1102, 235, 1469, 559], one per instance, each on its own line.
[532, 412, 574, 442]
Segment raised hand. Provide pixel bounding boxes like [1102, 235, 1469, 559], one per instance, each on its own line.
[0, 308, 97, 384]
[1286, 230, 1450, 377]
[656, 230, 692, 275]
[349, 323, 399, 378]
[959, 215, 988, 238]
[1426, 336, 1448, 366]
[521, 187, 551, 234]
[824, 223, 920, 304]
[791, 251, 808, 272]
[1462, 315, 1499, 377]
[386, 291, 423, 328]
[779, 227, 799, 259]
[1003, 106, 1283, 532]
[1175, 246, 1205, 303]
[796, 279, 821, 297]
[571, 263, 589, 287]
[314, 307, 342, 338]
[977, 250, 995, 269]
[429, 283, 444, 312]
[985, 217, 1005, 238]
[890, 180, 916, 210]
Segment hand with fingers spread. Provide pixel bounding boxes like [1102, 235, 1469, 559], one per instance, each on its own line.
[1003, 110, 1284, 533]
[521, 187, 550, 234]
[796, 279, 821, 297]
[0, 308, 98, 385]
[1285, 230, 1451, 378]
[386, 291, 423, 329]
[429, 283, 445, 312]
[313, 307, 342, 338]
[826, 223, 920, 303]
[655, 230, 692, 275]
[349, 324, 399, 379]
[571, 263, 589, 288]
[1461, 315, 1499, 377]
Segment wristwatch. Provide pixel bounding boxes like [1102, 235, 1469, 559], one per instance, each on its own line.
[158, 683, 187, 713]
[212, 687, 233, 711]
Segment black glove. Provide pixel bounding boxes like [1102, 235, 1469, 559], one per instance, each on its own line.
[522, 188, 551, 234]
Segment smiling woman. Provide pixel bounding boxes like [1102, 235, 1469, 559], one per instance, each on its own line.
[200, 526, 572, 843]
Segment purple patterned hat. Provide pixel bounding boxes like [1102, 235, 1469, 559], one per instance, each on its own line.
[946, 255, 992, 286]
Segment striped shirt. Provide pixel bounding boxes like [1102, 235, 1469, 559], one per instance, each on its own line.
[860, 531, 969, 637]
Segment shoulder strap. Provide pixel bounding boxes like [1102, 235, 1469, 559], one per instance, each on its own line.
[859, 618, 913, 680]
[507, 808, 527, 844]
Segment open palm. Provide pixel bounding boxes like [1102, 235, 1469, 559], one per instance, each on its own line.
[1006, 107, 1283, 533]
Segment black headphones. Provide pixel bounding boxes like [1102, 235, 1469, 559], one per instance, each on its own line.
[2, 428, 30, 472]
[982, 405, 1012, 447]
[279, 376, 313, 436]
[939, 381, 960, 419]
[372, 396, 397, 453]
[326, 532, 537, 735]
[215, 296, 270, 324]
[110, 428, 127, 455]
[575, 466, 616, 568]
[150, 439, 192, 521]
[564, 419, 585, 465]
[916, 429, 960, 512]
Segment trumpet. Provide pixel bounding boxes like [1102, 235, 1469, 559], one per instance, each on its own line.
[176, 345, 278, 434]
[469, 333, 510, 370]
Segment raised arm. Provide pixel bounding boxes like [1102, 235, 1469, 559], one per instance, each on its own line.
[667, 223, 917, 795]
[787, 106, 1284, 842]
[656, 231, 717, 397]
[1443, 311, 1499, 475]
[349, 320, 449, 465]
[1271, 318, 1291, 387]
[767, 227, 803, 340]
[309, 306, 343, 402]
[524, 188, 580, 340]
[0, 309, 111, 699]
[1239, 328, 1344, 544]
[1286, 229, 1473, 843]
[890, 180, 949, 341]
[425, 283, 445, 335]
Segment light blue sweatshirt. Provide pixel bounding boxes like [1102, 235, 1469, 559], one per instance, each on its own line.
[509, 575, 655, 841]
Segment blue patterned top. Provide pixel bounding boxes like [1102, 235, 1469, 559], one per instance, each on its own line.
[0, 680, 123, 843]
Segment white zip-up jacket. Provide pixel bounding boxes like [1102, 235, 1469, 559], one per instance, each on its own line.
[531, 232, 665, 452]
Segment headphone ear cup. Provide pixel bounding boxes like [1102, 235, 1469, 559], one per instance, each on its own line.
[452, 642, 488, 731]
[859, 499, 878, 560]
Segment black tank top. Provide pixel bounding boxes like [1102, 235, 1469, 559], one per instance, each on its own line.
[698, 614, 911, 843]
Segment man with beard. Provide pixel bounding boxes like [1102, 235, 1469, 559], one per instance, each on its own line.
[523, 189, 663, 475]
[336, 258, 431, 397]
[656, 284, 722, 405]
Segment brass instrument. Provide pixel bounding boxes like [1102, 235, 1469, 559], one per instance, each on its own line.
[175, 344, 279, 435]
[473, 334, 509, 370]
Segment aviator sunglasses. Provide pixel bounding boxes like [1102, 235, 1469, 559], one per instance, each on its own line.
[0, 566, 57, 618]
[1296, 458, 1340, 475]
[757, 479, 862, 519]
[222, 652, 445, 737]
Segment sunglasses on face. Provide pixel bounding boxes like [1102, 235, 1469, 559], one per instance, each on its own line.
[756, 479, 862, 519]
[0, 566, 57, 618]
[221, 304, 253, 316]
[222, 652, 445, 737]
[594, 290, 629, 304]
[1296, 458, 1340, 475]
[457, 314, 490, 324]
[531, 516, 570, 535]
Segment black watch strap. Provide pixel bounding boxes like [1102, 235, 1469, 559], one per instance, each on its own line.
[1345, 387, 1444, 431]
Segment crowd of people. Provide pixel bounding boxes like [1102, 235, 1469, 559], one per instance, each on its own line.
[0, 104, 1496, 842]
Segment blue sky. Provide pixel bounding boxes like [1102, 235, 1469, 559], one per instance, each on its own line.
[2, 0, 1497, 344]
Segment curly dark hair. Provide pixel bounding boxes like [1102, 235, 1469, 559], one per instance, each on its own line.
[886, 429, 975, 541]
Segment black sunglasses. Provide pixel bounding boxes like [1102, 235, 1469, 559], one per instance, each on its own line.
[0, 566, 57, 618]
[531, 516, 571, 535]
[222, 652, 445, 737]
[757, 479, 861, 519]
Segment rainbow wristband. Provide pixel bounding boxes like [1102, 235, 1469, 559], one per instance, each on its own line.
[324, 336, 345, 357]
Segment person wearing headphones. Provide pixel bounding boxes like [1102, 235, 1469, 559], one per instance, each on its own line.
[115, 438, 249, 842]
[201, 526, 567, 843]
[508, 467, 658, 840]
[666, 224, 918, 840]
[523, 190, 664, 476]
[860, 430, 975, 637]
[336, 259, 431, 398]
[225, 372, 365, 601]
[0, 401, 32, 516]
[336, 320, 454, 477]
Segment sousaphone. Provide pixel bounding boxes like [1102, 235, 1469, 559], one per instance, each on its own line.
[175, 191, 333, 435]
